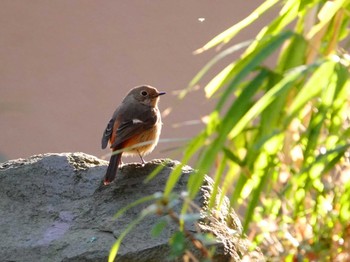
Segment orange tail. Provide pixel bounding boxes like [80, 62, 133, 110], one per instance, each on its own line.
[104, 152, 122, 185]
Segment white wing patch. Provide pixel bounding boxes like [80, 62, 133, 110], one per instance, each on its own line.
[132, 119, 143, 124]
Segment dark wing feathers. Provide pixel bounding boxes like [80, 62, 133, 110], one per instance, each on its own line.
[110, 107, 158, 148]
[101, 118, 115, 149]
[102, 102, 158, 149]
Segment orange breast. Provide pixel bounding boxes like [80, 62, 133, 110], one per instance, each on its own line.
[123, 122, 162, 156]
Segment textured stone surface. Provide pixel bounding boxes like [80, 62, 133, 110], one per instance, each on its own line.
[0, 153, 263, 261]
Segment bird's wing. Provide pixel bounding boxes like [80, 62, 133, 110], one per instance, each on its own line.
[101, 118, 115, 149]
[110, 106, 158, 148]
[101, 105, 122, 149]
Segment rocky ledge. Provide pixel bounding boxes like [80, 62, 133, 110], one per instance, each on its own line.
[0, 153, 263, 262]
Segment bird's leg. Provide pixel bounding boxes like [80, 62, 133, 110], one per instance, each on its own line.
[137, 150, 146, 165]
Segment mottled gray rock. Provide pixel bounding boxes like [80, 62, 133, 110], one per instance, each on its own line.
[0, 153, 263, 262]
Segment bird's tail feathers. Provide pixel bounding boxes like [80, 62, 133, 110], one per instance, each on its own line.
[104, 152, 122, 185]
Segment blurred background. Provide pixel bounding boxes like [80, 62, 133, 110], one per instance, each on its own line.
[0, 0, 270, 162]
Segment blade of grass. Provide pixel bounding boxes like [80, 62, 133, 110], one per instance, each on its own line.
[223, 147, 244, 166]
[277, 33, 308, 72]
[144, 162, 168, 183]
[218, 164, 238, 210]
[244, 0, 299, 55]
[164, 131, 207, 197]
[184, 40, 252, 98]
[208, 155, 227, 210]
[201, 63, 235, 100]
[194, 0, 279, 54]
[229, 170, 248, 208]
[299, 143, 350, 175]
[187, 69, 269, 199]
[307, 0, 348, 39]
[286, 59, 334, 123]
[243, 165, 273, 233]
[109, 211, 149, 262]
[228, 64, 317, 139]
[216, 31, 294, 111]
[114, 193, 162, 219]
[303, 60, 339, 162]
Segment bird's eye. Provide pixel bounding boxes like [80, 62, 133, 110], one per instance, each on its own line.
[141, 90, 148, 96]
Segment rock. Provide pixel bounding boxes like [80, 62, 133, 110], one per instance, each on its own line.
[0, 153, 263, 261]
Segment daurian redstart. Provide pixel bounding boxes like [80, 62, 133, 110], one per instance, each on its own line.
[101, 85, 165, 185]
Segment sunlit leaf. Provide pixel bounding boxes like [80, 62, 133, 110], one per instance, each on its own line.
[307, 0, 348, 39]
[164, 131, 208, 197]
[162, 0, 350, 260]
[203, 63, 235, 99]
[243, 166, 272, 233]
[186, 40, 251, 97]
[169, 231, 186, 257]
[151, 219, 168, 237]
[277, 33, 308, 72]
[109, 214, 147, 262]
[286, 59, 334, 122]
[194, 0, 279, 53]
[208, 155, 227, 209]
[216, 31, 294, 111]
[228, 64, 315, 139]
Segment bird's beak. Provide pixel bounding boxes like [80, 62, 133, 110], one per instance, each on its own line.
[157, 92, 166, 96]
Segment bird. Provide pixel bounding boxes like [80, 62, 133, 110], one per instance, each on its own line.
[101, 85, 165, 185]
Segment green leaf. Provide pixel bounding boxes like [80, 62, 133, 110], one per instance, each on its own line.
[144, 161, 167, 183]
[164, 130, 206, 197]
[194, 0, 279, 53]
[229, 171, 248, 208]
[218, 165, 238, 210]
[203, 63, 235, 99]
[228, 64, 314, 139]
[108, 213, 147, 262]
[286, 59, 334, 123]
[256, 0, 299, 38]
[255, 76, 287, 151]
[243, 166, 272, 233]
[186, 68, 269, 200]
[308, 144, 350, 174]
[185, 40, 251, 98]
[208, 155, 226, 210]
[151, 219, 168, 238]
[277, 33, 308, 72]
[169, 231, 186, 258]
[216, 31, 294, 111]
[223, 147, 244, 166]
[307, 0, 349, 39]
[303, 110, 327, 162]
